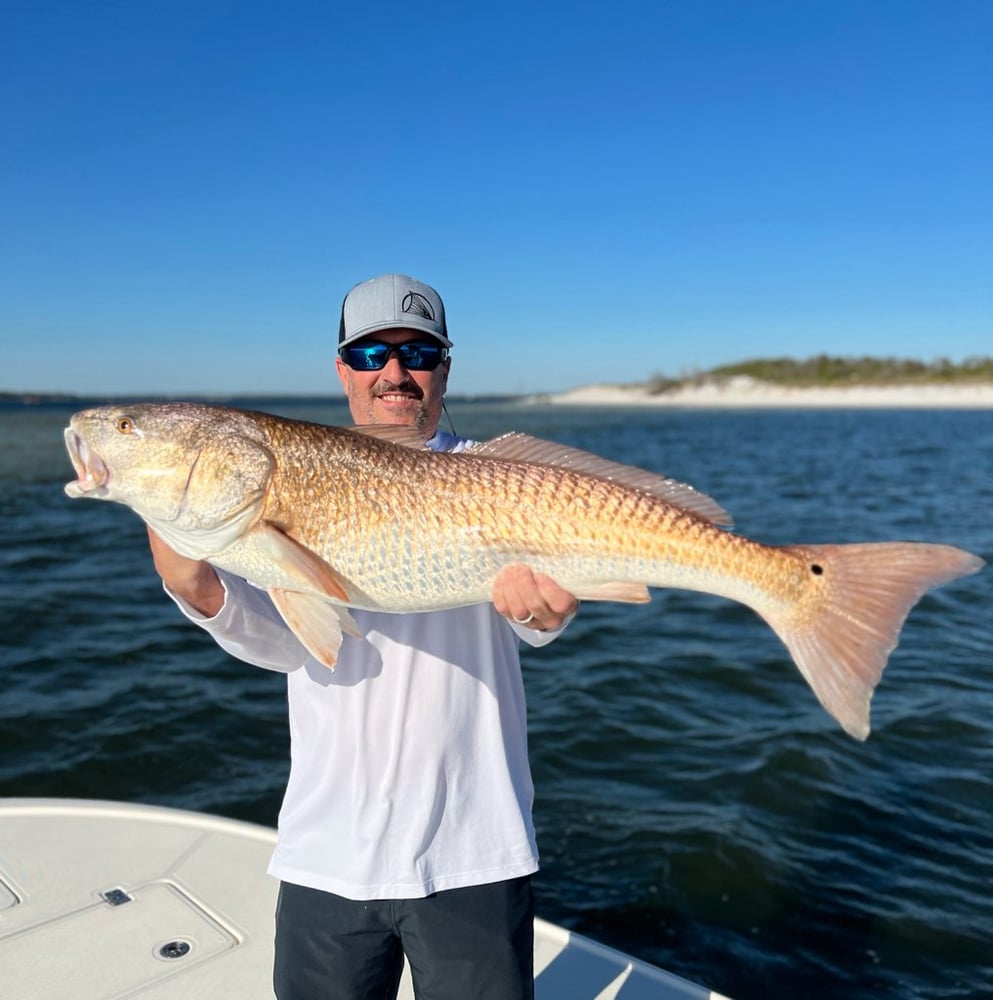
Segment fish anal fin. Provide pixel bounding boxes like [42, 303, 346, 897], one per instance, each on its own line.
[763, 541, 984, 740]
[571, 582, 652, 604]
[268, 589, 363, 670]
[465, 433, 732, 526]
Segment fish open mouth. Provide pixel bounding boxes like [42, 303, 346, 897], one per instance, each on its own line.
[63, 429, 110, 496]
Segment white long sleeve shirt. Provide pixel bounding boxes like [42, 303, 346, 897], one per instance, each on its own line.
[167, 430, 562, 899]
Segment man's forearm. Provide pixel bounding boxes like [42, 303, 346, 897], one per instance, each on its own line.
[147, 527, 225, 617]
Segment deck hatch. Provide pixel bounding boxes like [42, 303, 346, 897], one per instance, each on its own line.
[0, 879, 237, 996]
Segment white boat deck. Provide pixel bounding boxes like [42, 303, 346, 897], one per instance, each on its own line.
[0, 799, 729, 999]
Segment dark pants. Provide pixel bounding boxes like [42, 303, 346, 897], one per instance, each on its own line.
[273, 876, 535, 1000]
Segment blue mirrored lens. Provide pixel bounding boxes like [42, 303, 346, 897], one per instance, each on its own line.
[342, 341, 446, 371]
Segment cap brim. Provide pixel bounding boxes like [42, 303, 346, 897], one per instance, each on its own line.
[339, 320, 452, 350]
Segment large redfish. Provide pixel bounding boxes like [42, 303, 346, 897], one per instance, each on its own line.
[63, 402, 983, 740]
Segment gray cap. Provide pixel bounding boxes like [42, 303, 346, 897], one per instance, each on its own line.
[338, 274, 452, 349]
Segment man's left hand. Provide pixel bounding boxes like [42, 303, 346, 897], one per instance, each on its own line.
[492, 564, 579, 632]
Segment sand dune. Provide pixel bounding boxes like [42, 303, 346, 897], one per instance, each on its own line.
[537, 375, 993, 408]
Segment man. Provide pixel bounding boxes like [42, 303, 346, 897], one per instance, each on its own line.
[148, 273, 579, 999]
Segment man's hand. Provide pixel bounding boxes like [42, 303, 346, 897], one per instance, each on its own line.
[492, 564, 579, 632]
[147, 527, 225, 618]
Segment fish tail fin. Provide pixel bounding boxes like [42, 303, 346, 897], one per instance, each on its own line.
[762, 542, 983, 740]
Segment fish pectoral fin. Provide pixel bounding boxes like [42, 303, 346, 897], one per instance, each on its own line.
[256, 522, 365, 668]
[571, 582, 652, 604]
[268, 589, 362, 669]
[464, 433, 733, 526]
[257, 521, 354, 603]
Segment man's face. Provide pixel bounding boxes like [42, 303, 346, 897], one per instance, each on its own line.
[335, 328, 451, 430]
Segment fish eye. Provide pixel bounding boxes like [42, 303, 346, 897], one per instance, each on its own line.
[116, 417, 135, 434]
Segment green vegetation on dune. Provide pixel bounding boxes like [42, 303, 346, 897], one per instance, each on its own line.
[647, 355, 993, 394]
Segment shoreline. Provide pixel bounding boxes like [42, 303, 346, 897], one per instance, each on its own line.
[534, 377, 993, 409]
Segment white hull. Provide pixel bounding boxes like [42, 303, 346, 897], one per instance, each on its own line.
[0, 798, 729, 999]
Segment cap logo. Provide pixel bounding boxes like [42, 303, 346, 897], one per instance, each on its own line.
[402, 291, 435, 322]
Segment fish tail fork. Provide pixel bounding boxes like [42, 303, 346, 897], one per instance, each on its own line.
[760, 542, 984, 740]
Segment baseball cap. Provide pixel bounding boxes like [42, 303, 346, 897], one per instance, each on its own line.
[338, 274, 452, 349]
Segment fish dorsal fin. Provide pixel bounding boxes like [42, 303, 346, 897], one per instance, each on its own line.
[345, 425, 431, 450]
[465, 432, 733, 526]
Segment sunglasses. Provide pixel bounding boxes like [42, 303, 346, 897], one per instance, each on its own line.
[339, 340, 449, 372]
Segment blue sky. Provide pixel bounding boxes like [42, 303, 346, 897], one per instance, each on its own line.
[3, 0, 990, 397]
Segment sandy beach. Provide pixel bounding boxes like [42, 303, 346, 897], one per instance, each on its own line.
[537, 375, 993, 409]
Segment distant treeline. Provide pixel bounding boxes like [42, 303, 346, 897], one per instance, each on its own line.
[647, 355, 993, 393]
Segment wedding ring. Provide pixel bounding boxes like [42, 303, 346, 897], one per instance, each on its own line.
[512, 612, 536, 626]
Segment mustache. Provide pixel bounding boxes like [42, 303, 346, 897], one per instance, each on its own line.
[371, 378, 423, 400]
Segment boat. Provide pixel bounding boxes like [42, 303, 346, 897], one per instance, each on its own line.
[0, 798, 730, 999]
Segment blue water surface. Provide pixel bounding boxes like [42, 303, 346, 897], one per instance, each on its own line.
[1, 400, 991, 1000]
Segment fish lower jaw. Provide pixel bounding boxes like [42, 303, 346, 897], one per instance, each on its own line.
[63, 430, 111, 495]
[64, 476, 110, 499]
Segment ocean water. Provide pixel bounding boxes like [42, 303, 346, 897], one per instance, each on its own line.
[1, 399, 991, 1000]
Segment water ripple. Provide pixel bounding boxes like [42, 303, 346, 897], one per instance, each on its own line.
[2, 403, 991, 999]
